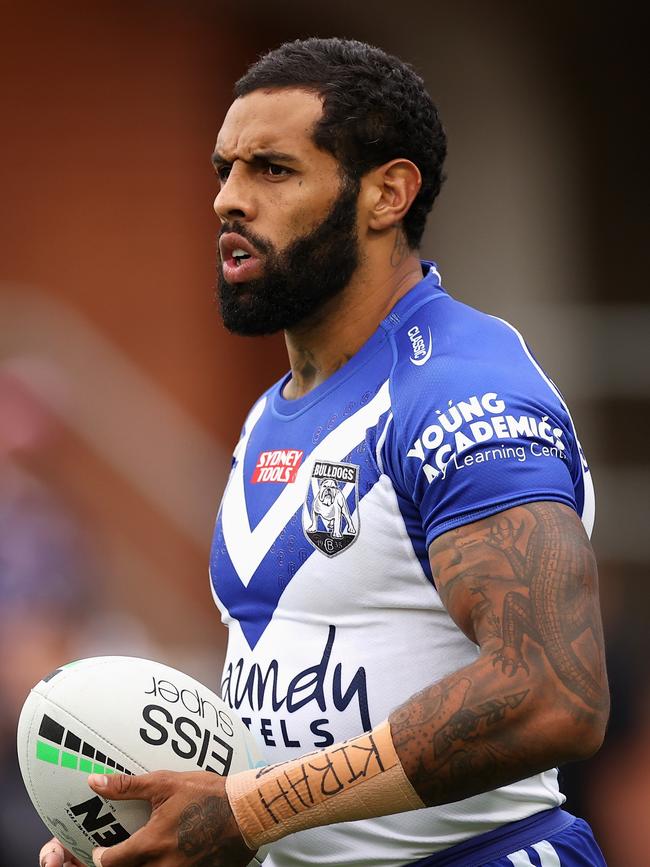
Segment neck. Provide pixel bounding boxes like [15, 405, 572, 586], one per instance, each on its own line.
[282, 249, 423, 400]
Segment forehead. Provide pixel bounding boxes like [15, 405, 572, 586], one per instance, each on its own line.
[215, 89, 326, 161]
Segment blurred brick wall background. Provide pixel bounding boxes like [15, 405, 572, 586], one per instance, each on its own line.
[0, 2, 647, 864]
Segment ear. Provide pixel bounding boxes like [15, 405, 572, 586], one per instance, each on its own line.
[363, 159, 422, 234]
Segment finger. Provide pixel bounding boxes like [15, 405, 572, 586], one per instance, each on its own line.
[88, 771, 157, 801]
[88, 772, 166, 867]
[39, 838, 65, 867]
[92, 841, 140, 867]
[91, 823, 152, 867]
[40, 839, 86, 867]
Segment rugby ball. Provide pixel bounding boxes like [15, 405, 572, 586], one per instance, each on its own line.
[17, 656, 269, 867]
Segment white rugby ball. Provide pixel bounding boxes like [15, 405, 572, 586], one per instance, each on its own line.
[17, 656, 269, 867]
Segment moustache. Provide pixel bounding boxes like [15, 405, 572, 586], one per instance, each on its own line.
[218, 222, 271, 256]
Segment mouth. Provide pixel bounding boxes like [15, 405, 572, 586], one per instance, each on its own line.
[231, 248, 252, 266]
[219, 232, 263, 283]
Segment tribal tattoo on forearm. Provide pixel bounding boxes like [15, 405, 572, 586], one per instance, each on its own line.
[390, 502, 609, 806]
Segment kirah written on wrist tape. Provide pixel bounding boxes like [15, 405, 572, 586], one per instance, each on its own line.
[226, 720, 424, 849]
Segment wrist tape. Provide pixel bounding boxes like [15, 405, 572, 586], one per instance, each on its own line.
[226, 720, 424, 849]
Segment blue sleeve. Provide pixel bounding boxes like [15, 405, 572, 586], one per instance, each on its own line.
[385, 312, 583, 548]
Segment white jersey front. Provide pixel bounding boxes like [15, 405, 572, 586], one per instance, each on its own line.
[210, 265, 594, 866]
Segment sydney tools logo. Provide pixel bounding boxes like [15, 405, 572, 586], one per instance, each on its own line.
[251, 449, 304, 483]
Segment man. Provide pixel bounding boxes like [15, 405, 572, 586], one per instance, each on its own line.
[41, 37, 609, 867]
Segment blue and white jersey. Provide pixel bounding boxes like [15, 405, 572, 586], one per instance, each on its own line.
[210, 263, 594, 867]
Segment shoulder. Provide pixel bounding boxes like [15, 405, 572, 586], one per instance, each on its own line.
[392, 290, 541, 381]
[381, 287, 583, 497]
[387, 292, 569, 434]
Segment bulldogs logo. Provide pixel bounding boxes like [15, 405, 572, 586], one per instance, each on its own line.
[302, 460, 359, 557]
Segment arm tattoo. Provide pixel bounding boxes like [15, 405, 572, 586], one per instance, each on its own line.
[484, 502, 606, 709]
[470, 583, 501, 640]
[390, 502, 609, 805]
[178, 796, 249, 866]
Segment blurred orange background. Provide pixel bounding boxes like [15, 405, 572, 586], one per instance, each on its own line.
[0, 2, 647, 864]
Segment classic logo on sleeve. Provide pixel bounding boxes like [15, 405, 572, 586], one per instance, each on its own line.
[251, 449, 304, 483]
[408, 324, 433, 366]
[302, 461, 359, 556]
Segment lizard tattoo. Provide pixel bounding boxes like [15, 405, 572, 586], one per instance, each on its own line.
[485, 503, 606, 710]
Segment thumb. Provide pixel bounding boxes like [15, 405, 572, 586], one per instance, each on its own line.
[88, 771, 156, 801]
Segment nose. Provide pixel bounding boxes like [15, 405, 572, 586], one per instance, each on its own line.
[213, 163, 256, 223]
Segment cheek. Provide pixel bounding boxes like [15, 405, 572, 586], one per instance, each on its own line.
[288, 180, 338, 228]
[284, 201, 326, 238]
[262, 180, 338, 248]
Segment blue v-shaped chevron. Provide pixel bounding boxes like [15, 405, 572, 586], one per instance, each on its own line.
[210, 383, 391, 649]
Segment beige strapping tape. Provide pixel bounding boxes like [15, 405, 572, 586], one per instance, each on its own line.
[227, 720, 424, 849]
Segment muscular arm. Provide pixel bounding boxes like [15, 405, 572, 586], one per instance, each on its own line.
[390, 500, 610, 806]
[72, 502, 610, 867]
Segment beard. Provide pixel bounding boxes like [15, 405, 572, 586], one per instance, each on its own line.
[217, 178, 360, 336]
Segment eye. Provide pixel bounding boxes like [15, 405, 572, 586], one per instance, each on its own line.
[216, 165, 231, 182]
[265, 164, 291, 178]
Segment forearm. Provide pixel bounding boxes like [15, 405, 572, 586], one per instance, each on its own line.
[390, 648, 592, 807]
[226, 720, 423, 849]
[227, 646, 600, 850]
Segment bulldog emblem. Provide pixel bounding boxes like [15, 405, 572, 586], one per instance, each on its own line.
[302, 460, 359, 557]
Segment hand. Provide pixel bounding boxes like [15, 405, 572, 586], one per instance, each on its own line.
[87, 770, 256, 867]
[39, 838, 86, 867]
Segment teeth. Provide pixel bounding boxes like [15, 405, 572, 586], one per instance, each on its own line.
[232, 248, 251, 260]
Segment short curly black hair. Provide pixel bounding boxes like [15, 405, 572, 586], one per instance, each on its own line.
[235, 37, 447, 249]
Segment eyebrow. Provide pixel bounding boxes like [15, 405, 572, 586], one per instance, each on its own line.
[211, 149, 299, 168]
